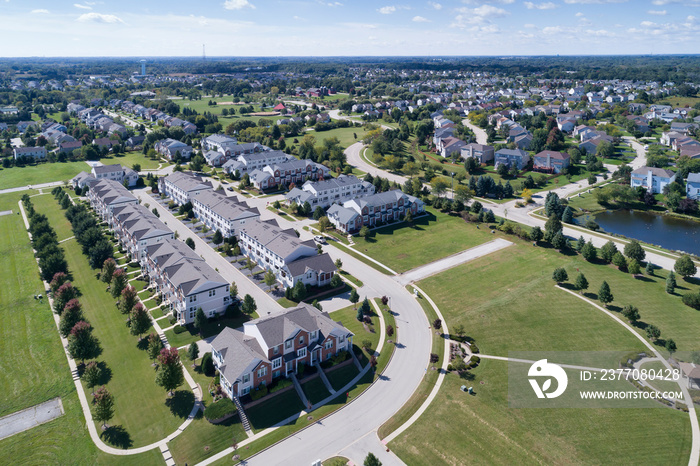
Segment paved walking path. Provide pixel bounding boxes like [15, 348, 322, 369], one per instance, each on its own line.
[0, 398, 64, 441]
[557, 286, 700, 466]
[394, 238, 514, 286]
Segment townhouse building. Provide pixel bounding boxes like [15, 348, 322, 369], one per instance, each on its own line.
[222, 150, 290, 176]
[285, 175, 375, 210]
[190, 190, 261, 238]
[326, 190, 425, 234]
[159, 172, 213, 206]
[13, 146, 47, 160]
[154, 138, 193, 160]
[91, 164, 139, 187]
[201, 134, 239, 157]
[687, 173, 700, 200]
[211, 304, 353, 399]
[86, 179, 139, 221]
[111, 204, 173, 263]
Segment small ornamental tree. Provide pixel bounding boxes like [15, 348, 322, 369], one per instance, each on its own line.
[242, 294, 257, 315]
[59, 299, 84, 337]
[622, 305, 640, 324]
[334, 258, 343, 270]
[674, 254, 697, 278]
[82, 361, 102, 395]
[50, 272, 69, 293]
[129, 303, 151, 340]
[229, 281, 238, 299]
[360, 298, 371, 316]
[110, 269, 127, 299]
[666, 272, 677, 294]
[68, 321, 101, 363]
[194, 308, 207, 335]
[433, 318, 442, 330]
[212, 230, 223, 245]
[552, 267, 568, 284]
[101, 258, 117, 284]
[359, 226, 370, 240]
[156, 347, 185, 397]
[364, 452, 382, 466]
[598, 281, 613, 307]
[147, 333, 163, 362]
[529, 226, 543, 243]
[93, 386, 115, 429]
[119, 285, 138, 315]
[612, 252, 628, 271]
[330, 273, 342, 288]
[581, 241, 597, 262]
[349, 288, 360, 309]
[263, 270, 276, 291]
[187, 342, 200, 363]
[666, 338, 677, 356]
[185, 237, 195, 250]
[623, 240, 646, 263]
[292, 281, 306, 301]
[628, 259, 641, 275]
[646, 324, 661, 341]
[54, 282, 78, 315]
[575, 273, 589, 293]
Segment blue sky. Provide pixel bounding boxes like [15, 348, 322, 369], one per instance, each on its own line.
[1, 0, 699, 56]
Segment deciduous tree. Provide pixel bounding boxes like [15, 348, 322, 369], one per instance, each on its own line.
[93, 386, 115, 429]
[82, 361, 102, 395]
[674, 255, 697, 278]
[110, 269, 127, 299]
[130, 303, 151, 340]
[156, 347, 185, 397]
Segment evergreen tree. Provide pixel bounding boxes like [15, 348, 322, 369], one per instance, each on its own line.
[666, 272, 677, 294]
[242, 294, 257, 314]
[360, 298, 371, 315]
[544, 192, 563, 219]
[581, 241, 597, 262]
[212, 230, 223, 245]
[598, 281, 613, 306]
[292, 281, 307, 301]
[529, 226, 543, 243]
[612, 252, 628, 271]
[628, 259, 641, 275]
[187, 342, 200, 362]
[503, 181, 514, 198]
[600, 241, 618, 264]
[666, 338, 677, 356]
[646, 324, 661, 341]
[645, 261, 655, 276]
[575, 236, 586, 252]
[544, 214, 562, 243]
[561, 206, 574, 224]
[575, 273, 589, 293]
[622, 305, 640, 324]
[552, 267, 568, 284]
[551, 231, 566, 250]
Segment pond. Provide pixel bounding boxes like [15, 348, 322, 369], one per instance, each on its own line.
[590, 210, 700, 256]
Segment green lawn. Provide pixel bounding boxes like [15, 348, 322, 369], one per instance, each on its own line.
[325, 364, 360, 392]
[351, 207, 498, 273]
[301, 376, 332, 405]
[246, 388, 305, 431]
[390, 359, 691, 465]
[0, 191, 162, 465]
[0, 161, 86, 189]
[284, 126, 365, 150]
[331, 305, 380, 365]
[164, 309, 257, 348]
[32, 195, 193, 449]
[98, 151, 164, 171]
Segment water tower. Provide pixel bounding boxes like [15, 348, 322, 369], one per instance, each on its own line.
[140, 59, 146, 76]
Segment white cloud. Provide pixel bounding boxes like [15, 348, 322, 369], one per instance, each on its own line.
[428, 1, 442, 9]
[641, 20, 657, 27]
[472, 5, 510, 17]
[648, 9, 667, 15]
[76, 13, 124, 24]
[524, 1, 556, 9]
[575, 12, 584, 16]
[542, 25, 564, 34]
[319, 1, 343, 5]
[564, 0, 627, 4]
[31, 9, 50, 14]
[74, 3, 92, 10]
[462, 0, 514, 4]
[412, 15, 431, 22]
[378, 6, 397, 13]
[224, 0, 255, 10]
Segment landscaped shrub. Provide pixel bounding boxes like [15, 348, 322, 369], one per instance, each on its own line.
[682, 292, 700, 310]
[468, 356, 481, 368]
[201, 352, 215, 376]
[430, 353, 439, 363]
[250, 385, 268, 401]
[269, 378, 293, 393]
[172, 325, 187, 334]
[204, 398, 237, 423]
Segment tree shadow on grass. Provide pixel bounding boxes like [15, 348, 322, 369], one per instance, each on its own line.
[165, 390, 195, 419]
[101, 425, 132, 449]
[136, 338, 150, 351]
[560, 283, 577, 291]
[684, 277, 700, 287]
[583, 292, 598, 300]
[634, 276, 656, 283]
[607, 304, 622, 313]
[459, 371, 476, 381]
[96, 361, 113, 386]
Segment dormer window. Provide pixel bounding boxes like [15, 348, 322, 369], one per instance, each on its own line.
[299, 336, 304, 345]
[285, 340, 292, 350]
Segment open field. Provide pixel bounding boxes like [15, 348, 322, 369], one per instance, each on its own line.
[32, 195, 193, 449]
[0, 162, 85, 189]
[350, 207, 500, 273]
[390, 359, 692, 465]
[284, 126, 365, 151]
[0, 191, 162, 465]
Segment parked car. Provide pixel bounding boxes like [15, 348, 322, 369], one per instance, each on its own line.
[314, 235, 326, 244]
[227, 186, 234, 191]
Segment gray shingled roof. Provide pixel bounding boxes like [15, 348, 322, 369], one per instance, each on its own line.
[240, 219, 315, 258]
[163, 257, 227, 297]
[146, 238, 203, 269]
[286, 252, 337, 277]
[687, 173, 700, 184]
[92, 164, 123, 175]
[192, 190, 260, 222]
[164, 172, 213, 193]
[327, 204, 359, 224]
[632, 166, 676, 178]
[211, 328, 268, 385]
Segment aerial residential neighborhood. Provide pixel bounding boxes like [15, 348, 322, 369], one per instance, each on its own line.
[3, 2, 700, 466]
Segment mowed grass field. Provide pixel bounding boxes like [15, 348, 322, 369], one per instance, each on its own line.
[0, 191, 161, 465]
[390, 359, 692, 465]
[388, 236, 699, 464]
[32, 195, 193, 449]
[352, 207, 500, 273]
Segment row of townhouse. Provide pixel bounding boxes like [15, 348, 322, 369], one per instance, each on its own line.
[326, 189, 425, 234]
[115, 100, 197, 134]
[248, 158, 331, 191]
[285, 174, 375, 209]
[71, 164, 139, 189]
[222, 149, 289, 176]
[159, 172, 337, 289]
[86, 179, 230, 325]
[211, 304, 354, 399]
[13, 146, 47, 160]
[71, 106, 127, 137]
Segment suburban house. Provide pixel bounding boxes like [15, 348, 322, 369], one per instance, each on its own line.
[86, 179, 139, 220]
[461, 143, 495, 164]
[154, 138, 193, 160]
[679, 362, 700, 390]
[203, 150, 227, 168]
[59, 140, 83, 154]
[578, 135, 612, 155]
[159, 172, 213, 206]
[326, 190, 425, 234]
[494, 148, 530, 170]
[686, 173, 700, 200]
[533, 150, 571, 174]
[144, 238, 229, 324]
[238, 219, 337, 288]
[91, 164, 139, 187]
[13, 146, 47, 160]
[211, 304, 354, 399]
[630, 167, 677, 194]
[190, 190, 261, 238]
[285, 175, 375, 210]
[222, 150, 291, 176]
[111, 204, 174, 263]
[437, 137, 467, 158]
[201, 134, 239, 157]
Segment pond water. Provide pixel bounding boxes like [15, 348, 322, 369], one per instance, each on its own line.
[590, 210, 700, 256]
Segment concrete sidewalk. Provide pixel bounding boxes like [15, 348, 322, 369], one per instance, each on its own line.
[394, 238, 514, 285]
[0, 398, 64, 441]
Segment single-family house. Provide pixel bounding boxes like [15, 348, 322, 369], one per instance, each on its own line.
[494, 149, 530, 171]
[685, 173, 700, 200]
[461, 143, 495, 164]
[630, 167, 676, 194]
[533, 150, 571, 174]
